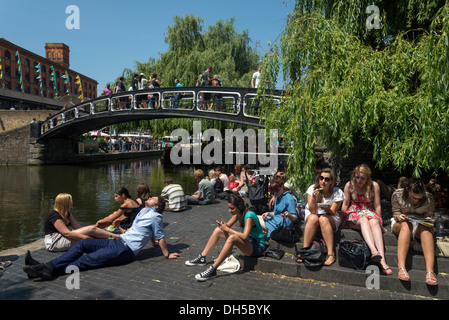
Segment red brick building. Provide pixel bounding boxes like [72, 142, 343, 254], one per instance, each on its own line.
[0, 38, 97, 106]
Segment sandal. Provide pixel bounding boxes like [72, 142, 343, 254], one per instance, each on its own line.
[371, 252, 382, 264]
[398, 267, 410, 281]
[425, 271, 438, 286]
[324, 254, 336, 266]
[380, 265, 393, 276]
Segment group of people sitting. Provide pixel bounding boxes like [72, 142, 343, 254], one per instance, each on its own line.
[187, 163, 440, 284]
[22, 163, 440, 287]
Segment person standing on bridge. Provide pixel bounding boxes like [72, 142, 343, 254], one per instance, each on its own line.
[173, 78, 183, 108]
[202, 66, 213, 110]
[251, 65, 261, 89]
[151, 73, 163, 109]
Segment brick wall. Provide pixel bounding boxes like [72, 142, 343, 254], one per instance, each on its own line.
[0, 110, 50, 133]
[0, 125, 29, 163]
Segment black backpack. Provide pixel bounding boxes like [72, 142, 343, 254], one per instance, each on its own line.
[214, 178, 224, 194]
[246, 174, 269, 201]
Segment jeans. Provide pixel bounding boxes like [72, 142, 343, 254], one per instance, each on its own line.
[50, 238, 134, 275]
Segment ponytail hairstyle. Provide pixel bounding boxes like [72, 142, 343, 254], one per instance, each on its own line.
[53, 193, 73, 225]
[115, 187, 132, 199]
[402, 178, 427, 203]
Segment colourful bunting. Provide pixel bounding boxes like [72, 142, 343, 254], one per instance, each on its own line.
[35, 63, 43, 96]
[15, 51, 24, 93]
[50, 65, 59, 100]
[61, 70, 72, 102]
[75, 74, 83, 102]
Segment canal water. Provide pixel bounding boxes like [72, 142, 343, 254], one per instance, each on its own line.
[0, 156, 200, 251]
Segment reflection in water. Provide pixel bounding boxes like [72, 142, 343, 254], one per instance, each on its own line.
[0, 157, 199, 251]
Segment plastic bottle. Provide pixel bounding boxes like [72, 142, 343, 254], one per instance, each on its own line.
[434, 213, 445, 238]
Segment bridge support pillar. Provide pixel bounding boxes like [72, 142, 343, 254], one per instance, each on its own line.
[28, 138, 77, 164]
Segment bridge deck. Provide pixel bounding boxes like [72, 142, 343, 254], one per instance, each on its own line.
[37, 86, 283, 140]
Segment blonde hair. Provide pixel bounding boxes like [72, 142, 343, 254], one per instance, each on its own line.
[208, 169, 217, 180]
[53, 193, 73, 225]
[351, 164, 373, 199]
[194, 169, 205, 180]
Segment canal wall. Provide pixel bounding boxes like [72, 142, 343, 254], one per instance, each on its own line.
[0, 124, 163, 165]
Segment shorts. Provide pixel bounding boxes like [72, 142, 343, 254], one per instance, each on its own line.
[249, 239, 265, 257]
[45, 232, 72, 252]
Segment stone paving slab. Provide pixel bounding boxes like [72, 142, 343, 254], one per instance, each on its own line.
[0, 200, 438, 305]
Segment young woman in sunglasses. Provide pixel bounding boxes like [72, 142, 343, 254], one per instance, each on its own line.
[341, 164, 391, 274]
[391, 178, 437, 285]
[299, 167, 344, 266]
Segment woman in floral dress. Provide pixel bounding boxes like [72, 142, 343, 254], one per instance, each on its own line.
[341, 164, 392, 275]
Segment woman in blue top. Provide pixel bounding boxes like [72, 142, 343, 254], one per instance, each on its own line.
[259, 178, 298, 239]
[185, 194, 266, 281]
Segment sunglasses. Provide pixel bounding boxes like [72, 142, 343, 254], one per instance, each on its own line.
[319, 176, 331, 182]
[409, 194, 425, 202]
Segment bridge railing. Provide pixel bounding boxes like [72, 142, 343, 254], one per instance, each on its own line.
[39, 86, 283, 136]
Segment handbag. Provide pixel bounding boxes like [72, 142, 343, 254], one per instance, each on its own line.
[297, 240, 324, 267]
[338, 239, 372, 270]
[436, 237, 449, 257]
[271, 217, 300, 243]
[216, 254, 241, 273]
[264, 247, 285, 260]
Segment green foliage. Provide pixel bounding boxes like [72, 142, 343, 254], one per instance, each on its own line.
[260, 0, 449, 191]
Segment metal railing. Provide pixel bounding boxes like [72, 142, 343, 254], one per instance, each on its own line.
[39, 86, 283, 136]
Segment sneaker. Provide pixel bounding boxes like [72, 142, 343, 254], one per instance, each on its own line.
[185, 254, 206, 266]
[195, 266, 217, 281]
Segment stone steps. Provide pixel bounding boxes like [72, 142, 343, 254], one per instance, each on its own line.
[238, 221, 449, 299]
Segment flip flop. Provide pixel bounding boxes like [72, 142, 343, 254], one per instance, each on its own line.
[425, 271, 438, 286]
[380, 266, 393, 276]
[324, 254, 336, 266]
[398, 267, 410, 281]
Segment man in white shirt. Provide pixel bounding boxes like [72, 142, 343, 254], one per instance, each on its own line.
[251, 65, 261, 88]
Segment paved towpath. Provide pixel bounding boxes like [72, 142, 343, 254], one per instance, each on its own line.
[0, 200, 436, 308]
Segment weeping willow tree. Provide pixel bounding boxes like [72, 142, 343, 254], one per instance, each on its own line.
[260, 0, 449, 191]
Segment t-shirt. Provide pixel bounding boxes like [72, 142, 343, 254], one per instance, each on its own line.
[305, 185, 345, 215]
[44, 210, 71, 235]
[252, 71, 261, 88]
[132, 78, 138, 90]
[198, 178, 214, 202]
[219, 173, 230, 192]
[161, 184, 187, 211]
[241, 210, 266, 249]
[202, 71, 211, 86]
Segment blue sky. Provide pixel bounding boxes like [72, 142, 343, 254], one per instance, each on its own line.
[2, 0, 294, 94]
